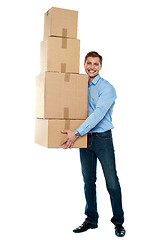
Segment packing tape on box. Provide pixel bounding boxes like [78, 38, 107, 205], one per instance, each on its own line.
[62, 28, 67, 48]
[64, 107, 69, 118]
[62, 28, 67, 38]
[64, 73, 70, 82]
[62, 38, 67, 48]
[65, 120, 70, 129]
[61, 63, 66, 72]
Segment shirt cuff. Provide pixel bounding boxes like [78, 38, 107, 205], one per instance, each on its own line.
[76, 126, 86, 137]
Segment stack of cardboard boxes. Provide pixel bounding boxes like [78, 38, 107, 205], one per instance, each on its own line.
[35, 7, 88, 148]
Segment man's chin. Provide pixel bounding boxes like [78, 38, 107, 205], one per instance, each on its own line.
[88, 73, 98, 79]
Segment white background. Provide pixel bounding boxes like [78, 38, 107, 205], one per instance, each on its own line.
[0, 0, 164, 239]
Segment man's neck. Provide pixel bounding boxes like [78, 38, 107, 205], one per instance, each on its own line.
[88, 75, 98, 86]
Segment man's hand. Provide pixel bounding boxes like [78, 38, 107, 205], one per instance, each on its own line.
[60, 130, 77, 149]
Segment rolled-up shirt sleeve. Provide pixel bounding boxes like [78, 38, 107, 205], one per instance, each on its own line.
[76, 84, 117, 136]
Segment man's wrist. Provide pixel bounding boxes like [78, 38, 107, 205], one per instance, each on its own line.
[74, 130, 80, 138]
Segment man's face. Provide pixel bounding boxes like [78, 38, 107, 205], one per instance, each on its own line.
[84, 57, 102, 78]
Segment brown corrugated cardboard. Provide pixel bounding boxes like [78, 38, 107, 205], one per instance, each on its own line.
[44, 7, 78, 40]
[40, 37, 80, 73]
[35, 119, 87, 148]
[35, 72, 88, 119]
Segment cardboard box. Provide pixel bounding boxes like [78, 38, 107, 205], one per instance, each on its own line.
[40, 37, 80, 73]
[35, 72, 88, 119]
[35, 119, 87, 148]
[44, 7, 78, 40]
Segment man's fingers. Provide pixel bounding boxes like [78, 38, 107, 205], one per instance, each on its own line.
[60, 129, 76, 148]
[64, 140, 71, 149]
[70, 143, 74, 149]
[64, 140, 74, 149]
[61, 130, 68, 134]
[60, 137, 68, 146]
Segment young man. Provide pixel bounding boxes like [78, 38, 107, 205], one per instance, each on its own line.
[60, 51, 125, 237]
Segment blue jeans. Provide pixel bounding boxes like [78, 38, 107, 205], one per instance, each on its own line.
[79, 130, 124, 225]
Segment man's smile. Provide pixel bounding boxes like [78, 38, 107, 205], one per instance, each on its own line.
[88, 70, 96, 73]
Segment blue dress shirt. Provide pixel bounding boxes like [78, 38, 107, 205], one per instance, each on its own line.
[76, 74, 117, 136]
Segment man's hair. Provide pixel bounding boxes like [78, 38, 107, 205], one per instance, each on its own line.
[84, 51, 103, 65]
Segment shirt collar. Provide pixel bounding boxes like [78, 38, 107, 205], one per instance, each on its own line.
[90, 74, 101, 85]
